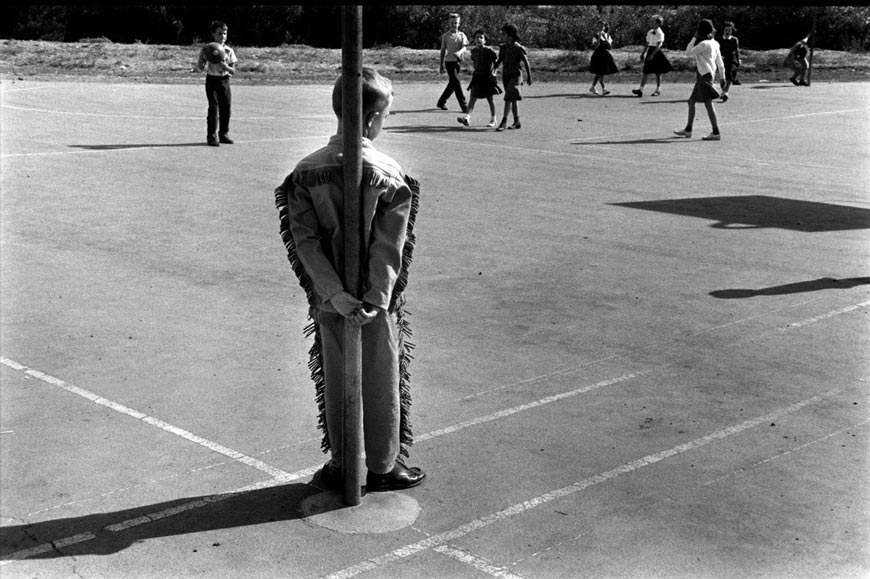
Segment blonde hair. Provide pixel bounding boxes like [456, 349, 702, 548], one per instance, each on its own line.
[331, 67, 393, 119]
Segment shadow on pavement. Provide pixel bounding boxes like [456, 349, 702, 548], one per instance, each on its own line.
[0, 483, 319, 560]
[611, 195, 870, 232]
[70, 143, 208, 150]
[574, 136, 693, 145]
[710, 277, 870, 299]
[640, 99, 687, 104]
[386, 125, 466, 133]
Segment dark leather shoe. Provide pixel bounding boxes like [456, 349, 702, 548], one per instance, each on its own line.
[219, 134, 234, 144]
[313, 461, 341, 490]
[207, 138, 220, 147]
[366, 461, 426, 492]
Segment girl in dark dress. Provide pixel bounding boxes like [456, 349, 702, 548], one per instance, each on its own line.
[589, 21, 619, 96]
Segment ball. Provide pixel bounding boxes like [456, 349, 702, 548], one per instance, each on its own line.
[205, 42, 225, 64]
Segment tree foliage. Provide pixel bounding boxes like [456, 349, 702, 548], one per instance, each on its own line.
[1, 5, 868, 51]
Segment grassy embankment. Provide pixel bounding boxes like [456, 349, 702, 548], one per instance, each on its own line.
[2, 39, 870, 84]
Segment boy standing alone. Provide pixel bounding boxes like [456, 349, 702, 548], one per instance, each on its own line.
[437, 13, 469, 112]
[275, 68, 426, 492]
[197, 20, 237, 146]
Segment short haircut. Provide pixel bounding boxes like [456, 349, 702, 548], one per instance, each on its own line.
[723, 21, 735, 30]
[501, 23, 519, 41]
[652, 15, 663, 26]
[210, 20, 227, 32]
[448, 13, 460, 19]
[331, 67, 393, 120]
[473, 29, 486, 38]
[697, 19, 715, 37]
[599, 21, 609, 33]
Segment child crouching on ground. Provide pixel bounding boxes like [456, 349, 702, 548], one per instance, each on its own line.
[458, 29, 502, 128]
[274, 67, 426, 493]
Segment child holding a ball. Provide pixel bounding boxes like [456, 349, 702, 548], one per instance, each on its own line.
[196, 20, 237, 147]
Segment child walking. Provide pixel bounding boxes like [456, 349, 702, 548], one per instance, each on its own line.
[493, 23, 532, 132]
[274, 67, 426, 492]
[437, 12, 469, 112]
[458, 29, 502, 128]
[588, 20, 619, 96]
[196, 20, 237, 146]
[784, 36, 810, 86]
[632, 15, 673, 97]
[718, 21, 741, 101]
[674, 19, 725, 141]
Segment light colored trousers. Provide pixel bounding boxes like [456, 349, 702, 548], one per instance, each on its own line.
[314, 309, 400, 474]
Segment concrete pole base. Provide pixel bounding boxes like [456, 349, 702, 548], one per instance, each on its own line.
[300, 491, 421, 534]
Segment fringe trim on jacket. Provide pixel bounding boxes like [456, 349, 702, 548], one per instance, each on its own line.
[275, 167, 420, 458]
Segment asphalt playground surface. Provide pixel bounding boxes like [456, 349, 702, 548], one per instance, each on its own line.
[1, 76, 869, 579]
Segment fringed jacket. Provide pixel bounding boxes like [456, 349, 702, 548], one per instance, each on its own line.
[276, 134, 419, 314]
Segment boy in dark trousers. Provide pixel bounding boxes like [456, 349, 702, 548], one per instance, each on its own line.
[275, 67, 425, 492]
[196, 20, 237, 146]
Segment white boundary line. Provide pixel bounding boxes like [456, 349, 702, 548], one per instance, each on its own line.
[0, 358, 292, 480]
[779, 300, 870, 331]
[433, 544, 527, 579]
[1, 299, 864, 563]
[322, 391, 833, 579]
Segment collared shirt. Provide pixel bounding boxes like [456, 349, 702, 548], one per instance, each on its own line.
[497, 42, 528, 75]
[470, 45, 498, 74]
[283, 135, 413, 311]
[198, 43, 237, 77]
[718, 35, 740, 63]
[441, 30, 468, 62]
[686, 37, 725, 78]
[646, 27, 664, 48]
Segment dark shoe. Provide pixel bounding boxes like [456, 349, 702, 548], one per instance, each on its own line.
[632, 88, 643, 97]
[507, 120, 521, 130]
[366, 461, 426, 492]
[457, 116, 469, 126]
[313, 461, 341, 490]
[207, 137, 220, 147]
[732, 79, 741, 85]
[799, 80, 809, 86]
[436, 103, 447, 110]
[789, 77, 799, 86]
[219, 134, 234, 144]
[720, 93, 729, 102]
[495, 119, 507, 132]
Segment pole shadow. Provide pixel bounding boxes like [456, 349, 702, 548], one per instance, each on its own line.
[710, 277, 870, 298]
[0, 482, 321, 560]
[611, 195, 870, 232]
[70, 143, 211, 150]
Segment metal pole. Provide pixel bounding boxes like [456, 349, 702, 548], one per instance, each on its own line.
[807, 10, 817, 86]
[340, 5, 363, 507]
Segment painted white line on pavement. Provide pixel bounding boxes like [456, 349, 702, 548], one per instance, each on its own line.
[0, 474, 311, 563]
[1, 296, 861, 563]
[779, 300, 870, 331]
[417, 369, 658, 442]
[703, 419, 870, 487]
[433, 544, 527, 579]
[323, 391, 831, 579]
[0, 358, 291, 480]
